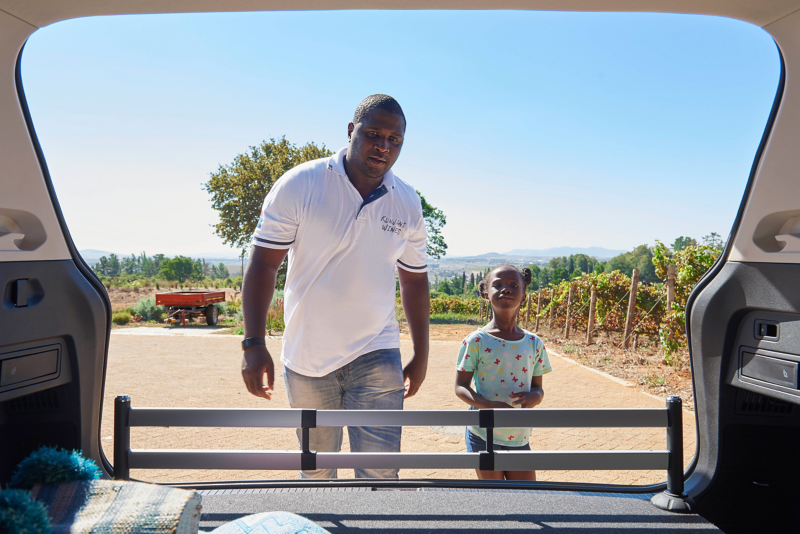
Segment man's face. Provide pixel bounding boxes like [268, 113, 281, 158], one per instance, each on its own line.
[347, 108, 406, 180]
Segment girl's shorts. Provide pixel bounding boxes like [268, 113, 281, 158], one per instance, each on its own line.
[465, 428, 531, 453]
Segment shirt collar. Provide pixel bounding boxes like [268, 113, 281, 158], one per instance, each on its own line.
[330, 147, 397, 190]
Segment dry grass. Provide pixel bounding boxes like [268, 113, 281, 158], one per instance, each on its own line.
[535, 328, 694, 411]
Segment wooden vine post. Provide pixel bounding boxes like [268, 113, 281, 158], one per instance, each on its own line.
[525, 294, 532, 328]
[564, 283, 574, 339]
[479, 299, 484, 321]
[623, 268, 640, 349]
[586, 287, 597, 344]
[667, 264, 676, 310]
[548, 288, 556, 329]
[534, 291, 543, 332]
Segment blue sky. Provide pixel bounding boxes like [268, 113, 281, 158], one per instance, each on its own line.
[21, 10, 780, 258]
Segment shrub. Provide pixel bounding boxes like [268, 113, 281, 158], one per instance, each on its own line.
[430, 312, 480, 325]
[267, 311, 285, 332]
[112, 311, 131, 325]
[133, 296, 166, 322]
[430, 297, 480, 315]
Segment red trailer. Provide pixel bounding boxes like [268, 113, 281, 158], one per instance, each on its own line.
[154, 291, 226, 326]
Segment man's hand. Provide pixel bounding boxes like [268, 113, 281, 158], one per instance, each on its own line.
[241, 345, 275, 400]
[403, 353, 427, 398]
[398, 268, 430, 399]
[509, 388, 544, 408]
[240, 245, 286, 400]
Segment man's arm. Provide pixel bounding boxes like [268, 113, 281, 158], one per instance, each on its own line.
[241, 245, 288, 400]
[397, 268, 430, 398]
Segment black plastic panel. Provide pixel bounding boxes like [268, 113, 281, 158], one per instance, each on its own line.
[728, 311, 800, 403]
[741, 349, 798, 389]
[0, 260, 108, 485]
[686, 261, 800, 531]
[0, 342, 69, 396]
[0, 347, 58, 386]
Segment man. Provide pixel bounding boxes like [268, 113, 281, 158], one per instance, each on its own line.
[240, 95, 430, 479]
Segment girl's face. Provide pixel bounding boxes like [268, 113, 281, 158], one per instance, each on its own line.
[483, 267, 525, 311]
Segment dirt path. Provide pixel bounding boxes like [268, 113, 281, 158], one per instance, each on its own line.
[102, 328, 695, 485]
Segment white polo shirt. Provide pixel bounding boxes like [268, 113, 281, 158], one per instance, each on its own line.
[252, 148, 428, 377]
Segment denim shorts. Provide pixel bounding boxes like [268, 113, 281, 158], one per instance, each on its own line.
[465, 428, 531, 452]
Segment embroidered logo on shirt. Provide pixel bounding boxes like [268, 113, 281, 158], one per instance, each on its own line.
[380, 215, 406, 235]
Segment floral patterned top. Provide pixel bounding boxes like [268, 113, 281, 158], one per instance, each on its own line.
[455, 328, 551, 447]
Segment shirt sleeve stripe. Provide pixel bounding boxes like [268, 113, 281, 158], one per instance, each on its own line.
[397, 259, 427, 270]
[254, 236, 295, 246]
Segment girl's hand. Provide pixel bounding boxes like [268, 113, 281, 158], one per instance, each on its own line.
[509, 388, 544, 408]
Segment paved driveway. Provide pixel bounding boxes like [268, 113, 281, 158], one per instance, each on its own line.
[102, 330, 695, 485]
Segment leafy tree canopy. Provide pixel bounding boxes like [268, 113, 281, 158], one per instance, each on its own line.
[205, 137, 449, 267]
[160, 256, 197, 283]
[702, 232, 724, 251]
[672, 236, 697, 252]
[205, 137, 334, 251]
[604, 244, 658, 284]
[416, 191, 448, 260]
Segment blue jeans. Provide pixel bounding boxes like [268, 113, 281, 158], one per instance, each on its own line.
[283, 348, 405, 479]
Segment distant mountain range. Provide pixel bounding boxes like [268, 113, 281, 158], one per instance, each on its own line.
[451, 247, 626, 259]
[80, 247, 627, 263]
[78, 249, 116, 259]
[503, 247, 626, 258]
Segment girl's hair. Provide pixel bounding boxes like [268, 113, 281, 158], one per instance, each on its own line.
[478, 265, 533, 296]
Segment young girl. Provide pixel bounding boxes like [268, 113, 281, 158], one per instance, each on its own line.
[454, 264, 552, 480]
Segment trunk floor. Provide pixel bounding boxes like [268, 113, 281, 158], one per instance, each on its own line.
[198, 487, 720, 532]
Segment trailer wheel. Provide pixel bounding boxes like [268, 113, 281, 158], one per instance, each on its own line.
[205, 305, 219, 326]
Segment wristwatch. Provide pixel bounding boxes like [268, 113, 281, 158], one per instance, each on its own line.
[241, 337, 266, 351]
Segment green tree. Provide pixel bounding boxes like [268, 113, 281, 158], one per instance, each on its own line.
[527, 264, 542, 291]
[606, 245, 658, 284]
[160, 256, 196, 283]
[95, 256, 109, 276]
[672, 236, 697, 252]
[416, 191, 448, 259]
[440, 279, 453, 295]
[205, 137, 334, 252]
[551, 266, 569, 283]
[450, 272, 463, 295]
[702, 232, 724, 251]
[108, 254, 121, 277]
[571, 254, 596, 275]
[548, 257, 568, 271]
[205, 137, 448, 272]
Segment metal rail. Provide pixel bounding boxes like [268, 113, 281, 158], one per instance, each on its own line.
[113, 395, 688, 506]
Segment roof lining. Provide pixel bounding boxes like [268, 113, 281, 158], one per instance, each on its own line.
[2, 0, 800, 29]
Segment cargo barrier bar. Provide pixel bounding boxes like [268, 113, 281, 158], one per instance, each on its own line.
[113, 395, 691, 512]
